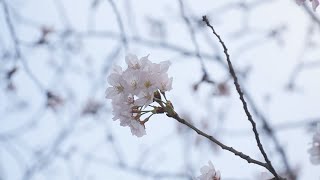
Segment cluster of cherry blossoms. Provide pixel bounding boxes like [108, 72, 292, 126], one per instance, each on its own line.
[308, 123, 320, 165]
[296, 0, 319, 11]
[196, 161, 221, 180]
[105, 54, 173, 137]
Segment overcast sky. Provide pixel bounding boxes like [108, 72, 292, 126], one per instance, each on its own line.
[1, 0, 320, 179]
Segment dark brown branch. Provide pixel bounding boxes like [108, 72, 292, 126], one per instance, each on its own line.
[166, 111, 268, 168]
[202, 15, 281, 179]
[242, 89, 296, 180]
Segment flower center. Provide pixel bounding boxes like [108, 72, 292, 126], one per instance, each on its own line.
[144, 80, 152, 88]
[133, 63, 140, 69]
[131, 80, 137, 89]
[116, 84, 124, 93]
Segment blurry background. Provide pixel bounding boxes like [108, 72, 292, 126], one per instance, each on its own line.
[1, 0, 320, 179]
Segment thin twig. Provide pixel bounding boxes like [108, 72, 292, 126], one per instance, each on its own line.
[242, 90, 296, 180]
[202, 15, 280, 179]
[108, 0, 128, 50]
[178, 0, 217, 86]
[1, 0, 45, 92]
[178, 0, 206, 75]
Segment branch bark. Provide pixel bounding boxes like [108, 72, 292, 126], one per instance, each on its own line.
[202, 15, 281, 180]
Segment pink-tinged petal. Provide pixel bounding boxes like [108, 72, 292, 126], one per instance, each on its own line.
[105, 87, 117, 99]
[119, 118, 131, 127]
[112, 65, 123, 74]
[107, 73, 120, 85]
[140, 54, 150, 62]
[139, 54, 152, 69]
[200, 166, 210, 174]
[130, 120, 146, 137]
[160, 60, 171, 73]
[125, 54, 140, 68]
[208, 161, 215, 170]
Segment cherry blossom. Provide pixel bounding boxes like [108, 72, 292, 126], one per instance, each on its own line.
[197, 161, 221, 180]
[105, 54, 172, 137]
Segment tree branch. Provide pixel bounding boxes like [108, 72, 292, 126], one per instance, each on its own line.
[1, 0, 45, 92]
[202, 15, 281, 179]
[108, 0, 128, 50]
[166, 111, 269, 170]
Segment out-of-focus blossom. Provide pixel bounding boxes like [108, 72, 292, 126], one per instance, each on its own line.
[105, 54, 172, 137]
[197, 161, 221, 180]
[296, 0, 319, 11]
[308, 123, 320, 165]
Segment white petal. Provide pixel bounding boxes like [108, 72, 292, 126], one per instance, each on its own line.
[107, 73, 121, 86]
[125, 54, 140, 69]
[200, 165, 210, 174]
[130, 120, 146, 137]
[208, 161, 215, 169]
[112, 65, 123, 74]
[159, 60, 171, 73]
[105, 87, 117, 99]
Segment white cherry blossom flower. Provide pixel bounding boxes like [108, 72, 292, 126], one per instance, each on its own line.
[105, 73, 128, 99]
[139, 54, 152, 70]
[148, 61, 171, 75]
[111, 97, 133, 126]
[122, 70, 141, 95]
[105, 54, 173, 137]
[125, 54, 141, 69]
[157, 73, 173, 92]
[197, 161, 221, 180]
[129, 119, 146, 137]
[112, 65, 123, 74]
[138, 71, 158, 94]
[135, 91, 154, 106]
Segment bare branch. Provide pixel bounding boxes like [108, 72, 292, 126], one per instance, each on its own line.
[166, 111, 268, 169]
[202, 15, 280, 179]
[108, 0, 128, 50]
[1, 0, 46, 92]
